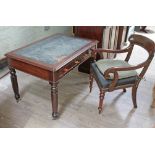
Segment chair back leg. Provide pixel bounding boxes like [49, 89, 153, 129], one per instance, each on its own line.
[132, 86, 138, 108]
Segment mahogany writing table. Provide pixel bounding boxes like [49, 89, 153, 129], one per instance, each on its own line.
[5, 34, 98, 119]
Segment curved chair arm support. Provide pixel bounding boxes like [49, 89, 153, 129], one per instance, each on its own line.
[103, 59, 152, 91]
[105, 55, 153, 76]
[104, 68, 119, 91]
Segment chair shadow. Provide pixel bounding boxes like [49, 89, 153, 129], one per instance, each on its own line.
[122, 108, 137, 127]
[109, 91, 126, 105]
[104, 90, 137, 127]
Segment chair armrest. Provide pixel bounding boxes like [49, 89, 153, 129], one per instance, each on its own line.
[92, 44, 133, 54]
[92, 44, 134, 61]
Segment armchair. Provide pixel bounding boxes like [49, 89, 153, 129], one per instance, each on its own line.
[89, 34, 155, 113]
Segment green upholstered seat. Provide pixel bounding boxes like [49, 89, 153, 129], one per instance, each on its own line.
[95, 59, 137, 79]
[91, 63, 137, 89]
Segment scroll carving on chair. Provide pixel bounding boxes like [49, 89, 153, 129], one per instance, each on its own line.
[89, 34, 155, 113]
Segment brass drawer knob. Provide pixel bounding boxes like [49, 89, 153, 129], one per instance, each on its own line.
[75, 60, 80, 64]
[64, 68, 69, 72]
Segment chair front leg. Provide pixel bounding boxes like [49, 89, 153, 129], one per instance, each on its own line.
[98, 90, 105, 114]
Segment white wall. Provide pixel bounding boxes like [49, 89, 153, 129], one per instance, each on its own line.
[0, 26, 72, 58]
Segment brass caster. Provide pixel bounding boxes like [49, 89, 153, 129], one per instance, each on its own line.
[98, 107, 103, 114]
[15, 94, 21, 103]
[52, 112, 59, 120]
[16, 98, 21, 103]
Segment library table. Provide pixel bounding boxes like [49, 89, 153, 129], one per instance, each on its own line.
[5, 34, 98, 119]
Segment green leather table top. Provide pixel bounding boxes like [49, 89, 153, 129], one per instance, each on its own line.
[15, 34, 92, 64]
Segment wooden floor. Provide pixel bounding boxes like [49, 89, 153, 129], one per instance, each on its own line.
[0, 28, 155, 128]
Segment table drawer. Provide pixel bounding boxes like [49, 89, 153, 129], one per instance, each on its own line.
[57, 52, 90, 79]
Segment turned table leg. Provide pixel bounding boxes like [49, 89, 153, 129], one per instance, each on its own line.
[9, 67, 20, 102]
[50, 81, 59, 119]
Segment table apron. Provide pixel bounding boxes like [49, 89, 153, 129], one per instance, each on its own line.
[7, 49, 92, 82]
[8, 58, 51, 81]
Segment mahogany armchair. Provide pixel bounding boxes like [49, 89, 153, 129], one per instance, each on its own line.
[89, 34, 155, 113]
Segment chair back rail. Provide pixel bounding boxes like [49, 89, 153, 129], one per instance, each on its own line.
[129, 34, 155, 55]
